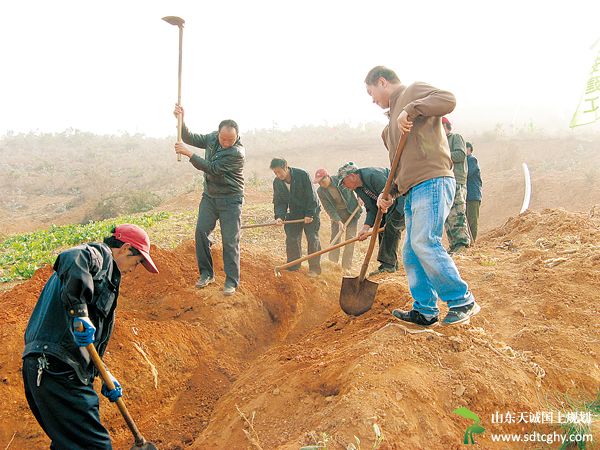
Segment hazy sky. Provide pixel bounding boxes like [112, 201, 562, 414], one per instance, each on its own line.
[1, 1, 599, 137]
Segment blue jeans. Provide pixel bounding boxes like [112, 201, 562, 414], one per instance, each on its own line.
[196, 194, 242, 287]
[403, 177, 474, 317]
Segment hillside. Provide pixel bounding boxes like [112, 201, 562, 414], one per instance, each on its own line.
[0, 207, 598, 449]
[1, 129, 599, 448]
[2, 129, 600, 235]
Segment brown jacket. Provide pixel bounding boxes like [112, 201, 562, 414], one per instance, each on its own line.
[382, 82, 456, 195]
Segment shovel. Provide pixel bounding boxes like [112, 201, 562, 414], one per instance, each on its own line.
[274, 227, 384, 276]
[241, 218, 304, 229]
[339, 131, 409, 316]
[76, 323, 158, 450]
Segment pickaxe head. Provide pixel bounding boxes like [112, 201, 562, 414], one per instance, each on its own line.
[162, 16, 185, 28]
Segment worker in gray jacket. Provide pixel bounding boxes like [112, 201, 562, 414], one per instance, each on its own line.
[174, 104, 245, 296]
[314, 168, 362, 274]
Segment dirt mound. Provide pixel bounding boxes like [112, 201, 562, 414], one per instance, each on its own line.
[1, 208, 598, 449]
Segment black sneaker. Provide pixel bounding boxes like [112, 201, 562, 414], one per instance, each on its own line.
[443, 301, 481, 325]
[392, 309, 438, 326]
[368, 264, 396, 277]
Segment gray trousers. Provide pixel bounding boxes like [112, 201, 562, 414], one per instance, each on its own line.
[196, 194, 242, 287]
[329, 209, 359, 270]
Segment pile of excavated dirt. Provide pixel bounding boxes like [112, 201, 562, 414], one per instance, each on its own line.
[1, 208, 598, 449]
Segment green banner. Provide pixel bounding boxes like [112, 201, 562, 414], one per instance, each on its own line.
[570, 47, 600, 128]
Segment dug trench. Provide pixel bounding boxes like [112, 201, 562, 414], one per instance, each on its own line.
[0, 208, 599, 449]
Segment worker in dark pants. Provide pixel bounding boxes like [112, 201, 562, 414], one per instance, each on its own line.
[174, 104, 245, 296]
[466, 142, 483, 242]
[314, 168, 362, 275]
[271, 158, 322, 277]
[337, 162, 405, 276]
[22, 224, 159, 450]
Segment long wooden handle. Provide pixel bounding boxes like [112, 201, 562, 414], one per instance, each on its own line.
[330, 205, 361, 245]
[76, 323, 147, 446]
[241, 218, 304, 229]
[276, 227, 385, 273]
[176, 26, 183, 162]
[358, 132, 409, 282]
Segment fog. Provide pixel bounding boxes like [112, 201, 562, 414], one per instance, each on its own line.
[1, 1, 599, 138]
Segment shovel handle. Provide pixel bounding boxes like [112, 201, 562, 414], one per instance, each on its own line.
[241, 218, 304, 229]
[75, 323, 147, 447]
[276, 227, 385, 273]
[329, 205, 361, 246]
[358, 132, 409, 282]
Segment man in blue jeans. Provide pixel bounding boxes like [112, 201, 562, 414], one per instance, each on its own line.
[174, 104, 245, 296]
[364, 65, 480, 326]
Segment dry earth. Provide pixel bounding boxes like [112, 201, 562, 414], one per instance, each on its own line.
[1, 132, 599, 448]
[1, 207, 599, 449]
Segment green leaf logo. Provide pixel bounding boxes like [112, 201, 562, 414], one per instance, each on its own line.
[453, 407, 485, 445]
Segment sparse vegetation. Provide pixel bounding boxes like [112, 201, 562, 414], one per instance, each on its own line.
[301, 424, 384, 450]
[556, 392, 599, 450]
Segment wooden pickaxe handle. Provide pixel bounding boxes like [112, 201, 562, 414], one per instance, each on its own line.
[241, 218, 304, 229]
[175, 24, 183, 162]
[358, 131, 409, 283]
[75, 322, 147, 447]
[275, 227, 385, 275]
[329, 205, 361, 246]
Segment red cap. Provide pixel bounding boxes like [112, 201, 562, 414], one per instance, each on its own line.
[442, 117, 451, 126]
[113, 224, 159, 273]
[313, 168, 329, 184]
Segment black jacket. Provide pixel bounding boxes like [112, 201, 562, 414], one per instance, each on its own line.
[23, 243, 120, 385]
[355, 167, 405, 227]
[273, 167, 321, 220]
[182, 125, 245, 198]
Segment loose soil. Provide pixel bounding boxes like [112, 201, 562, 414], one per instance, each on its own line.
[1, 207, 599, 449]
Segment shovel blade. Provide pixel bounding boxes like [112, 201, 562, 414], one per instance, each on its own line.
[339, 276, 378, 316]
